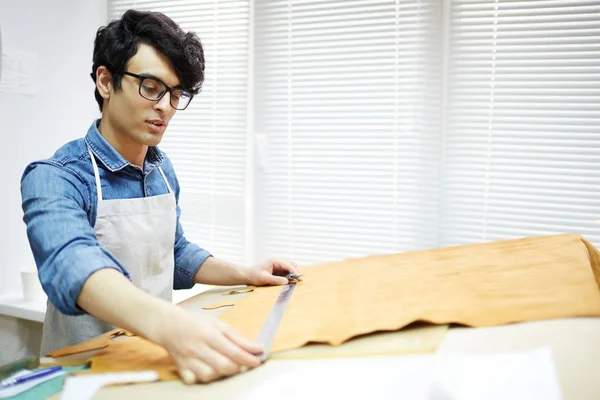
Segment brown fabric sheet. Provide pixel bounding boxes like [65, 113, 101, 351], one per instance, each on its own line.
[217, 233, 600, 353]
[45, 233, 600, 378]
[46, 329, 133, 358]
[87, 337, 179, 381]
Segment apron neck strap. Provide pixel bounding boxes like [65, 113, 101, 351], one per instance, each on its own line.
[157, 167, 173, 193]
[87, 146, 103, 201]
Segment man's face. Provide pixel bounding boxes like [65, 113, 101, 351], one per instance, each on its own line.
[104, 43, 179, 147]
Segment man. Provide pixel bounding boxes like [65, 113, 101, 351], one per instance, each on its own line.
[20, 9, 298, 384]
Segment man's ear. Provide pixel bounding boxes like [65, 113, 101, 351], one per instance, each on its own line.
[96, 66, 112, 100]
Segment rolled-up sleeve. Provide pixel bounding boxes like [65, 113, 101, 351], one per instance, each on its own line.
[21, 162, 129, 316]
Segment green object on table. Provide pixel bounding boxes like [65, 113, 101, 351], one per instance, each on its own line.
[0, 357, 39, 380]
[1, 365, 89, 400]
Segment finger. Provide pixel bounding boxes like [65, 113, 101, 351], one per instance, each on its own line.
[194, 346, 240, 377]
[212, 322, 263, 366]
[179, 368, 196, 385]
[268, 275, 290, 286]
[222, 324, 265, 356]
[275, 259, 300, 275]
[185, 359, 219, 383]
[255, 271, 289, 286]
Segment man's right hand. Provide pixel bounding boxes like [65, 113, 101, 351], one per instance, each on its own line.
[77, 268, 263, 384]
[155, 306, 264, 383]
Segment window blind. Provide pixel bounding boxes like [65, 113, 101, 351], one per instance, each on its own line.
[106, 0, 600, 271]
[108, 1, 250, 268]
[441, 0, 600, 247]
[254, 0, 443, 265]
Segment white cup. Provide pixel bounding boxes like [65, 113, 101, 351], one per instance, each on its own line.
[20, 269, 45, 302]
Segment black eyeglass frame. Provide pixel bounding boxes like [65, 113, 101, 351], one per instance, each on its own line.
[122, 71, 194, 110]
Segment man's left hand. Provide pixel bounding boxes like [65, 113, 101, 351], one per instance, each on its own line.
[247, 258, 299, 286]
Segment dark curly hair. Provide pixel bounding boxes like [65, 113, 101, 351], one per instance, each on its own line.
[90, 9, 205, 111]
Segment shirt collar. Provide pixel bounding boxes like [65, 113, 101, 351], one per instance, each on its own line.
[84, 119, 164, 173]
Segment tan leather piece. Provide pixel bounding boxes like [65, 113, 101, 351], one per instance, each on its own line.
[46, 328, 129, 357]
[217, 234, 600, 353]
[202, 300, 236, 310]
[224, 286, 256, 295]
[87, 337, 179, 381]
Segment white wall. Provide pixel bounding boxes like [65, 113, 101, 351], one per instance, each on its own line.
[0, 0, 107, 363]
[0, 0, 106, 294]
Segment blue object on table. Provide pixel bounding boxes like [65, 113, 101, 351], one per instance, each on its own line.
[0, 365, 88, 400]
[0, 367, 62, 388]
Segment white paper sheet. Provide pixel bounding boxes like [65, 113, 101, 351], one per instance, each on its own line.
[60, 371, 159, 400]
[238, 347, 562, 400]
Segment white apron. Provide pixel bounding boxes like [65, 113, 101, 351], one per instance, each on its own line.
[40, 146, 176, 355]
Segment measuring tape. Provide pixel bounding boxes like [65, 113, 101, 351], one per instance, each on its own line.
[256, 282, 297, 362]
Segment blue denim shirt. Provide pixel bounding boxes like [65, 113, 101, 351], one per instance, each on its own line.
[20, 120, 212, 316]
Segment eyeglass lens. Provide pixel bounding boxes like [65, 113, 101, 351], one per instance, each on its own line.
[139, 77, 192, 110]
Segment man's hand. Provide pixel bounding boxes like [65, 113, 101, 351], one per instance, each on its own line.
[194, 257, 300, 287]
[78, 268, 264, 384]
[246, 258, 300, 286]
[157, 306, 264, 384]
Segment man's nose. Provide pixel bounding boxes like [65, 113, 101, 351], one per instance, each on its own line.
[154, 92, 172, 113]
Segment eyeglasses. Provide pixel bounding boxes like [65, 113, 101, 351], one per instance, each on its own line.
[122, 71, 194, 110]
